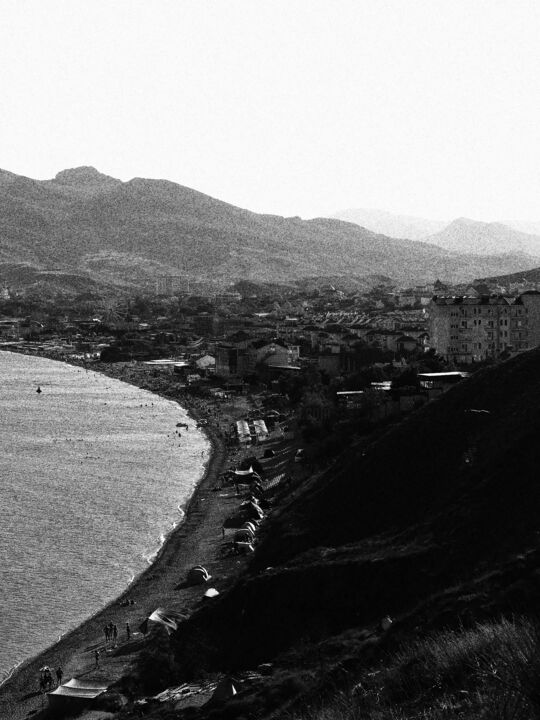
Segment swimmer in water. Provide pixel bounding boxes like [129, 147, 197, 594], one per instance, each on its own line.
[36, 386, 42, 394]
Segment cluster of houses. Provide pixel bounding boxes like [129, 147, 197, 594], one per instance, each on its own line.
[4, 270, 540, 378]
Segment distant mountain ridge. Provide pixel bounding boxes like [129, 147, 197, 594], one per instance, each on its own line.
[1, 167, 539, 295]
[425, 217, 540, 256]
[332, 208, 540, 255]
[332, 208, 447, 239]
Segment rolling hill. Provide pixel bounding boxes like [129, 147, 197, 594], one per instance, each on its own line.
[476, 264, 540, 288]
[1, 167, 539, 294]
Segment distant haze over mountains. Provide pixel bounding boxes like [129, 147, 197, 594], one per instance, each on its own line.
[425, 218, 540, 257]
[333, 208, 540, 255]
[331, 209, 448, 240]
[1, 167, 540, 296]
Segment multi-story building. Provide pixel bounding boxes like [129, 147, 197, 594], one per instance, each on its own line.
[429, 292, 540, 363]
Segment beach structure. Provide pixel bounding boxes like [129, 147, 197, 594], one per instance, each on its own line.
[139, 608, 187, 635]
[205, 677, 238, 707]
[235, 418, 269, 444]
[234, 541, 255, 554]
[234, 528, 255, 543]
[47, 678, 108, 715]
[204, 588, 220, 598]
[240, 500, 264, 520]
[187, 565, 211, 585]
[236, 420, 251, 444]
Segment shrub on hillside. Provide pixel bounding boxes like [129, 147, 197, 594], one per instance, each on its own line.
[136, 633, 180, 695]
[288, 618, 540, 720]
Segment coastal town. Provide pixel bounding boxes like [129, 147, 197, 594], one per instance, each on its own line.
[2, 273, 540, 717]
[2, 275, 540, 434]
[4, 1, 540, 718]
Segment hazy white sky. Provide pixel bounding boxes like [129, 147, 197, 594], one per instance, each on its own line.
[1, 0, 539, 221]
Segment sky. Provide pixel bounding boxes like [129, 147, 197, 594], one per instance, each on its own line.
[0, 0, 540, 221]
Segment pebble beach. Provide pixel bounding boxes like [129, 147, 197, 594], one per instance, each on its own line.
[0, 356, 248, 719]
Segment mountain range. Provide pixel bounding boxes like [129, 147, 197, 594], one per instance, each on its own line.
[333, 208, 540, 255]
[331, 208, 448, 239]
[1, 167, 540, 295]
[425, 217, 540, 256]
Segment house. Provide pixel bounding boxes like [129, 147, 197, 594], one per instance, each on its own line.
[396, 335, 418, 353]
[418, 371, 470, 398]
[336, 390, 365, 410]
[195, 354, 216, 374]
[216, 339, 299, 378]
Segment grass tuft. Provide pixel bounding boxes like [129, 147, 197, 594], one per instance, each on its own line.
[289, 617, 540, 720]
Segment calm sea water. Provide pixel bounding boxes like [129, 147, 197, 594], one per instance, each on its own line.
[0, 352, 209, 679]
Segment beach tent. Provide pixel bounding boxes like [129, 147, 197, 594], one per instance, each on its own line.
[252, 419, 269, 441]
[234, 529, 255, 543]
[206, 678, 238, 706]
[233, 541, 255, 555]
[236, 420, 251, 444]
[234, 467, 254, 477]
[241, 500, 263, 516]
[244, 505, 264, 522]
[48, 678, 108, 714]
[239, 456, 264, 476]
[139, 608, 187, 635]
[204, 588, 220, 598]
[225, 511, 262, 529]
[187, 565, 211, 585]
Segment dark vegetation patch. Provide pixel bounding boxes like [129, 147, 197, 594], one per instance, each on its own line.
[119, 348, 540, 719]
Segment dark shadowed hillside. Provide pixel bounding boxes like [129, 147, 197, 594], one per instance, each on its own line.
[1, 167, 539, 293]
[163, 349, 540, 718]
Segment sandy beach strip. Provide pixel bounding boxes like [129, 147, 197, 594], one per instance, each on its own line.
[0, 360, 250, 719]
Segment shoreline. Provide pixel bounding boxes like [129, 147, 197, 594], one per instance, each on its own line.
[0, 355, 234, 718]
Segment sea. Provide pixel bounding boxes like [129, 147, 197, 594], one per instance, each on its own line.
[0, 351, 209, 680]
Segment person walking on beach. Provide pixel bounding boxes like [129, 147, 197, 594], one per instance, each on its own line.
[112, 623, 118, 645]
[126, 622, 131, 641]
[56, 667, 63, 687]
[104, 624, 110, 644]
[94, 650, 100, 668]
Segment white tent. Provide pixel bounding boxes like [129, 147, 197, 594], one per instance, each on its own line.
[236, 420, 251, 443]
[252, 419, 269, 440]
[140, 608, 187, 635]
[48, 679, 108, 713]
